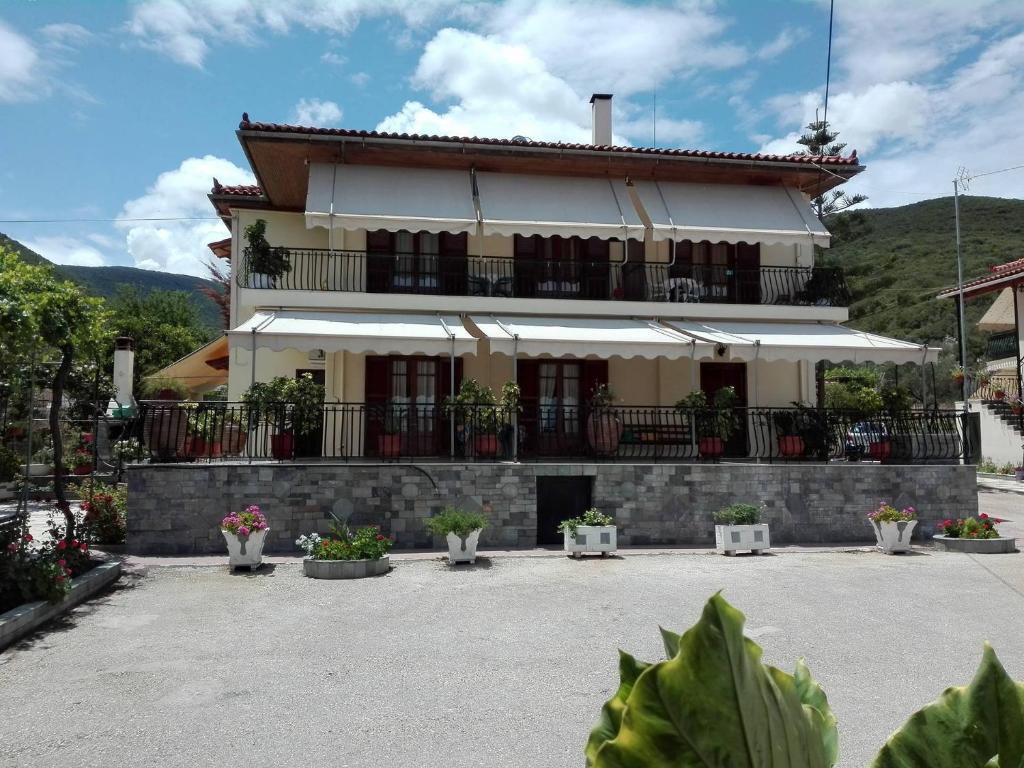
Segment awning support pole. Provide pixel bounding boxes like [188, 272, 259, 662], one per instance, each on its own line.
[752, 341, 761, 408]
[438, 316, 456, 460]
[512, 333, 519, 462]
[689, 340, 697, 392]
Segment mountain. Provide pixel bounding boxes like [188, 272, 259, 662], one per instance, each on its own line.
[0, 232, 224, 331]
[825, 196, 1024, 360]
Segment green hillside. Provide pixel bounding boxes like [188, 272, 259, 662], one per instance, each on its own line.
[0, 232, 223, 331]
[826, 195, 1024, 360]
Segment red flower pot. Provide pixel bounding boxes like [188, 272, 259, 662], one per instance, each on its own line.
[868, 440, 892, 461]
[474, 434, 500, 458]
[73, 464, 93, 476]
[377, 434, 402, 458]
[778, 435, 805, 457]
[699, 437, 725, 457]
[270, 433, 295, 460]
[1011, 406, 1023, 416]
[586, 412, 624, 456]
[993, 389, 1006, 401]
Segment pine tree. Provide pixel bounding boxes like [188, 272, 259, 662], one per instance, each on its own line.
[797, 112, 866, 220]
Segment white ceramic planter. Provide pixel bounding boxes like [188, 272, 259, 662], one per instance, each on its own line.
[564, 525, 617, 558]
[445, 529, 481, 565]
[715, 524, 771, 555]
[0, 482, 15, 501]
[222, 528, 269, 570]
[20, 463, 50, 478]
[250, 273, 273, 289]
[932, 534, 1017, 554]
[871, 520, 917, 554]
[303, 556, 390, 579]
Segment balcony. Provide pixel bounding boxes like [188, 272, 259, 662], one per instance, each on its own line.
[136, 402, 967, 464]
[238, 248, 851, 307]
[986, 330, 1019, 361]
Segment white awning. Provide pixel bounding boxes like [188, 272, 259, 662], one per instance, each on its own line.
[305, 163, 478, 235]
[469, 315, 708, 360]
[229, 311, 477, 356]
[628, 180, 830, 247]
[476, 172, 644, 240]
[664, 321, 939, 364]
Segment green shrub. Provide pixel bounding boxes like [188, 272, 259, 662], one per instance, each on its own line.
[0, 444, 20, 482]
[78, 482, 128, 544]
[426, 507, 487, 538]
[712, 503, 761, 525]
[585, 593, 1023, 767]
[558, 508, 615, 538]
[295, 525, 392, 561]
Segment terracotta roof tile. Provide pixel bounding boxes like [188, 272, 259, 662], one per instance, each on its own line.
[236, 113, 861, 168]
[210, 177, 263, 197]
[938, 259, 1024, 298]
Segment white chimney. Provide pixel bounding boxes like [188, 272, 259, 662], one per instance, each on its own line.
[590, 93, 613, 146]
[112, 336, 135, 408]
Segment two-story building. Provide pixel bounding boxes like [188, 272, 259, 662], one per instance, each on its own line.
[126, 95, 977, 555]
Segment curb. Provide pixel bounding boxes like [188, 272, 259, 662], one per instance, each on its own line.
[0, 559, 122, 652]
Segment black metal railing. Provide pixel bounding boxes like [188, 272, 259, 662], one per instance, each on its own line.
[238, 248, 850, 307]
[969, 374, 1020, 403]
[132, 402, 969, 464]
[986, 330, 1018, 361]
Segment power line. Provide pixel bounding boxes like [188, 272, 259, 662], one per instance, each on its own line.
[0, 216, 221, 223]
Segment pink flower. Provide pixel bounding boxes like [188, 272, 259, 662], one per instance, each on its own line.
[57, 559, 66, 567]
[23, 534, 32, 543]
[80, 542, 89, 551]
[6, 542, 17, 553]
[57, 540, 67, 551]
[238, 526, 251, 537]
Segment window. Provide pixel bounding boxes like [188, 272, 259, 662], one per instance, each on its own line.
[538, 361, 581, 436]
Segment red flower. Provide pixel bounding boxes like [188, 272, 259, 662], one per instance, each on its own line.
[104, 494, 113, 504]
[79, 542, 89, 551]
[57, 540, 67, 550]
[23, 534, 32, 543]
[376, 534, 385, 541]
[57, 559, 66, 567]
[5, 542, 17, 553]
[71, 539, 79, 547]
[980, 513, 989, 519]
[55, 575, 65, 584]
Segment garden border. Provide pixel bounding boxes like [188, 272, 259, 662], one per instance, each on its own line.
[932, 535, 1018, 554]
[0, 558, 122, 651]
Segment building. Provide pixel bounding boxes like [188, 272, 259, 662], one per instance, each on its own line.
[126, 95, 976, 554]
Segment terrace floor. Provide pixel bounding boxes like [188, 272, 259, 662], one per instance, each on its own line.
[1, 489, 1021, 768]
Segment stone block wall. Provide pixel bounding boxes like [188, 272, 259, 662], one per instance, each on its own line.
[126, 462, 978, 555]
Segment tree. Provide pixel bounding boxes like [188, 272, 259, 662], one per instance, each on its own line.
[797, 113, 867, 220]
[0, 249, 109, 539]
[199, 258, 231, 329]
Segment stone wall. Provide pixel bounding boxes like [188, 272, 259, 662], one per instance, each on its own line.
[126, 462, 978, 555]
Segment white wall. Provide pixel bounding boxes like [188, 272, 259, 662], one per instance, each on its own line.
[976, 403, 1024, 466]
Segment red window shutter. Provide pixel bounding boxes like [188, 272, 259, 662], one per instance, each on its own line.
[582, 360, 609, 403]
[514, 235, 539, 298]
[366, 231, 393, 293]
[366, 230, 392, 252]
[735, 242, 760, 303]
[365, 356, 390, 404]
[439, 232, 468, 295]
[437, 356, 464, 402]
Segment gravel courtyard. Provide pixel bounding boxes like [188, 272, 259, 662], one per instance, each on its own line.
[1, 490, 1022, 768]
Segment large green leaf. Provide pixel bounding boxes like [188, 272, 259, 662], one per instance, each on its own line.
[660, 626, 682, 658]
[794, 659, 839, 767]
[872, 644, 1024, 768]
[588, 594, 835, 768]
[585, 651, 651, 765]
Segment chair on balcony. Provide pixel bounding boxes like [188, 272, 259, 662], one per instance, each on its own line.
[665, 277, 704, 303]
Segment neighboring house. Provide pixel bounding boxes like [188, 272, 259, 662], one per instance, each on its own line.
[202, 94, 939, 464]
[938, 260, 1024, 465]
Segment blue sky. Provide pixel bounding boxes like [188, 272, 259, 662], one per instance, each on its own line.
[2, 0, 1024, 276]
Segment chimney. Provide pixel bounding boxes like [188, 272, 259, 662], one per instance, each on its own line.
[590, 93, 613, 146]
[112, 336, 135, 408]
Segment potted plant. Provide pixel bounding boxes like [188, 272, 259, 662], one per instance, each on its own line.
[559, 507, 616, 558]
[185, 406, 228, 458]
[241, 374, 324, 460]
[244, 218, 291, 288]
[296, 524, 392, 579]
[1010, 399, 1024, 416]
[111, 438, 146, 465]
[675, 386, 739, 458]
[220, 410, 248, 456]
[220, 504, 270, 570]
[426, 506, 487, 565]
[586, 383, 623, 456]
[26, 446, 54, 476]
[378, 406, 405, 459]
[867, 501, 917, 554]
[498, 381, 520, 458]
[140, 378, 191, 460]
[446, 379, 502, 458]
[0, 444, 20, 501]
[993, 387, 1007, 401]
[951, 365, 965, 385]
[70, 447, 94, 475]
[975, 370, 992, 389]
[934, 513, 1016, 553]
[771, 410, 804, 457]
[140, 376, 190, 402]
[712, 503, 770, 555]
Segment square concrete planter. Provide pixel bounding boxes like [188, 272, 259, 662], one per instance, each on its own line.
[715, 524, 771, 555]
[303, 556, 390, 579]
[871, 520, 917, 554]
[445, 529, 481, 565]
[222, 528, 268, 570]
[0, 482, 16, 501]
[932, 535, 1017, 554]
[564, 525, 617, 558]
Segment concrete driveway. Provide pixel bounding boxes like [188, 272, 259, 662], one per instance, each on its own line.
[1, 494, 1022, 768]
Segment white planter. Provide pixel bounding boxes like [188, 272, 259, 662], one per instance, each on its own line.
[871, 519, 917, 554]
[0, 482, 15, 501]
[20, 463, 50, 477]
[250, 273, 273, 289]
[715, 524, 771, 555]
[222, 528, 269, 570]
[303, 556, 390, 579]
[564, 525, 617, 558]
[445, 529, 481, 564]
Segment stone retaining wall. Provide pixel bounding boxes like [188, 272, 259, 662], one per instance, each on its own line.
[127, 462, 978, 555]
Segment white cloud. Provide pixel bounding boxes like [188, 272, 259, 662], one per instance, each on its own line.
[40, 23, 92, 50]
[320, 51, 347, 66]
[0, 19, 43, 102]
[291, 97, 343, 125]
[349, 71, 370, 87]
[115, 156, 254, 277]
[757, 27, 806, 61]
[22, 236, 107, 267]
[126, 0, 463, 67]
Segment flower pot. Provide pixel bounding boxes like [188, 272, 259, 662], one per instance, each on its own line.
[564, 525, 617, 558]
[20, 463, 50, 477]
[867, 440, 892, 461]
[302, 556, 390, 579]
[184, 436, 208, 458]
[871, 519, 917, 554]
[474, 434, 500, 458]
[378, 434, 403, 458]
[715, 524, 771, 555]
[994, 390, 1006, 401]
[1011, 406, 1023, 416]
[587, 412, 623, 456]
[222, 528, 269, 570]
[270, 432, 294, 460]
[952, 374, 965, 384]
[932, 534, 1017, 554]
[250, 272, 273, 289]
[143, 406, 189, 460]
[72, 464, 93, 476]
[222, 424, 248, 456]
[699, 436, 725, 457]
[777, 435, 804, 457]
[445, 529, 481, 564]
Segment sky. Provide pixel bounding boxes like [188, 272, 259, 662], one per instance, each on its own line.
[2, 0, 1024, 278]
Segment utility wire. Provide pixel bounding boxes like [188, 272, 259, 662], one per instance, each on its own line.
[0, 216, 221, 223]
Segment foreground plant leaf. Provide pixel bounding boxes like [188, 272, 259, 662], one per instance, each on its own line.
[588, 594, 835, 767]
[795, 659, 839, 767]
[584, 651, 651, 765]
[871, 644, 1024, 768]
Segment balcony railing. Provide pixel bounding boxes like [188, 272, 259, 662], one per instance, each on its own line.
[132, 401, 969, 464]
[986, 330, 1018, 361]
[238, 248, 851, 307]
